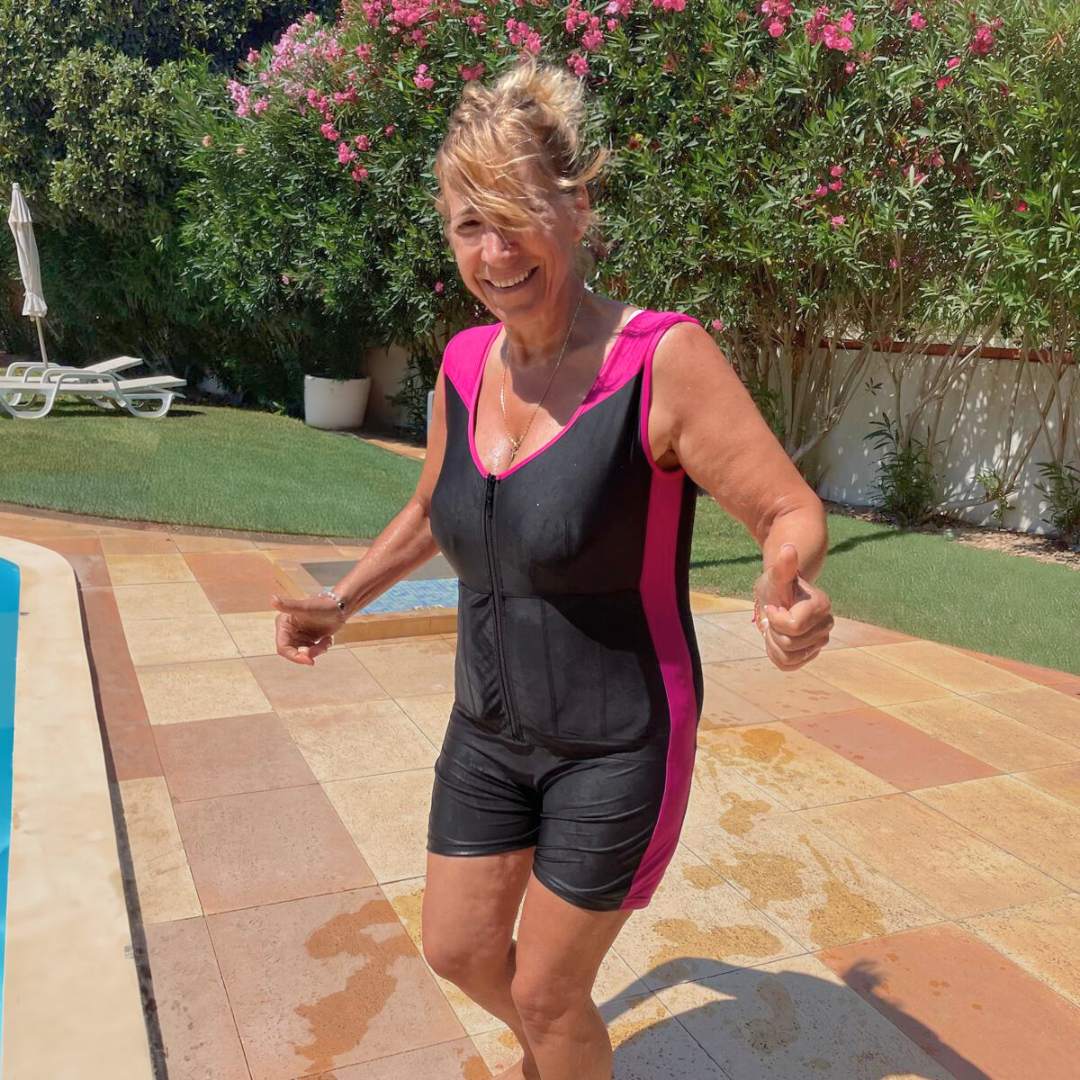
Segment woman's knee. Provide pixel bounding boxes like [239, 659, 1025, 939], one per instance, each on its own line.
[510, 968, 588, 1031]
[423, 930, 507, 986]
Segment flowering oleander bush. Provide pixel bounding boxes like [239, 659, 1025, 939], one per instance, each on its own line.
[177, 0, 1080, 448]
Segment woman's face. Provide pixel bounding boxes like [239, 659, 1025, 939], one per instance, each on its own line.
[444, 177, 586, 324]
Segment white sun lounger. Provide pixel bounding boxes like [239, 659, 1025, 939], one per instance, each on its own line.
[0, 369, 186, 420]
[2, 355, 145, 406]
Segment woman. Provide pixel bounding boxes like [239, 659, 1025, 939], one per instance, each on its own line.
[272, 59, 833, 1080]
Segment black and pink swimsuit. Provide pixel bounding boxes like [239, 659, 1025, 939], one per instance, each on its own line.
[427, 308, 704, 911]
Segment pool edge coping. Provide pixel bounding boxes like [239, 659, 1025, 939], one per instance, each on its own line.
[0, 537, 152, 1080]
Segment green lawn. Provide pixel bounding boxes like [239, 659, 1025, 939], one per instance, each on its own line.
[3, 401, 1077, 675]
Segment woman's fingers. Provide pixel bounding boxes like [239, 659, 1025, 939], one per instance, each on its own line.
[766, 614, 833, 653]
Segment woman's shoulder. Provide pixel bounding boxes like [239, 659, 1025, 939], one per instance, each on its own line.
[441, 322, 500, 401]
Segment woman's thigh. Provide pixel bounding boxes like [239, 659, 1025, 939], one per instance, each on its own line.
[422, 848, 536, 965]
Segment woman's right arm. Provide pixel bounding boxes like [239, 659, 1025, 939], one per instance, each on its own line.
[272, 364, 450, 664]
[329, 362, 451, 616]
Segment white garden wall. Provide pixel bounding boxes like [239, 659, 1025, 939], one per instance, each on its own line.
[814, 350, 1079, 535]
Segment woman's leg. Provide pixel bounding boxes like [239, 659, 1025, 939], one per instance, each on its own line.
[422, 848, 541, 1079]
[509, 876, 634, 1080]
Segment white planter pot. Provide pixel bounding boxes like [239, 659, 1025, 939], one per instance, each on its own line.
[426, 389, 435, 435]
[304, 374, 372, 430]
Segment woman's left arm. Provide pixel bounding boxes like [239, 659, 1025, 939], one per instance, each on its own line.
[650, 320, 834, 670]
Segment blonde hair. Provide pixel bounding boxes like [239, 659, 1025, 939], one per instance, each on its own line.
[434, 57, 608, 273]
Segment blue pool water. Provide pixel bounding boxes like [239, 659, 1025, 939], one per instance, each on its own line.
[0, 556, 18, 1037]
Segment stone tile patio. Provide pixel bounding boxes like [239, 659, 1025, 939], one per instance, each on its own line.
[3, 503, 1080, 1080]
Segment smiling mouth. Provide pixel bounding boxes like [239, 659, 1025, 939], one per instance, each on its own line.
[486, 267, 538, 291]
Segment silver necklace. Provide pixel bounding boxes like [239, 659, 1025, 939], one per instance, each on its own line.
[500, 283, 586, 462]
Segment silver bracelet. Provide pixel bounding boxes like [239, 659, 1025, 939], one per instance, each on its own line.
[320, 587, 347, 616]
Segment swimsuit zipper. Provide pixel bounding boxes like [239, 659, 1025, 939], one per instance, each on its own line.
[484, 474, 523, 742]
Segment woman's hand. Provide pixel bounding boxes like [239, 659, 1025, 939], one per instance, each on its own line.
[754, 543, 834, 671]
[271, 594, 346, 666]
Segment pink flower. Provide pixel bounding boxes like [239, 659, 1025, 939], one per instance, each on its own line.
[338, 141, 357, 164]
[253, 99, 269, 115]
[567, 51, 590, 76]
[844, 60, 856, 73]
[582, 26, 605, 50]
[837, 9, 855, 32]
[1015, 201, 1028, 212]
[607, 17, 618, 28]
[201, 134, 212, 147]
[385, 124, 396, 136]
[913, 171, 928, 185]
[351, 165, 369, 182]
[909, 11, 927, 29]
[936, 75, 952, 89]
[888, 257, 899, 270]
[606, 0, 634, 14]
[246, 48, 260, 64]
[829, 178, 844, 192]
[434, 280, 445, 293]
[830, 214, 845, 229]
[813, 183, 829, 197]
[930, 151, 943, 167]
[460, 62, 485, 80]
[946, 55, 961, 68]
[710, 318, 725, 332]
[320, 122, 340, 140]
[281, 274, 291, 285]
[355, 133, 371, 150]
[413, 63, 435, 90]
[767, 18, 785, 36]
[236, 145, 246, 154]
[830, 164, 845, 177]
[303, 11, 317, 23]
[970, 25, 995, 55]
[355, 43, 372, 61]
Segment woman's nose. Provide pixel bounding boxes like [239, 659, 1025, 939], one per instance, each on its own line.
[481, 226, 514, 262]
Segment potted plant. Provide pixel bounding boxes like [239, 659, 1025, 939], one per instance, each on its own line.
[299, 317, 371, 430]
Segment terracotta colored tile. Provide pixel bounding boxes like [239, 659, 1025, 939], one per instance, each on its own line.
[170, 534, 259, 552]
[0, 516, 100, 538]
[107, 724, 163, 782]
[348, 639, 456, 698]
[143, 917, 250, 1080]
[183, 551, 278, 584]
[690, 592, 754, 613]
[104, 553, 196, 586]
[81, 587, 151, 727]
[957, 647, 1078, 687]
[882, 696, 1078, 772]
[394, 693, 454, 748]
[202, 578, 280, 614]
[1015, 762, 1080, 808]
[119, 777, 202, 923]
[701, 658, 867, 721]
[806, 648, 952, 707]
[803, 794, 1066, 918]
[913, 775, 1080, 890]
[692, 617, 767, 663]
[28, 535, 102, 556]
[33, 537, 113, 587]
[827, 616, 915, 647]
[683, 752, 785, 836]
[113, 581, 217, 621]
[99, 534, 179, 556]
[786, 707, 999, 791]
[1047, 675, 1080, 699]
[263, 544, 347, 564]
[612, 844, 803, 989]
[154, 713, 316, 802]
[125, 614, 240, 667]
[320, 1040, 493, 1080]
[817, 922, 1080, 1080]
[245, 650, 387, 712]
[861, 640, 1033, 694]
[206, 888, 464, 1080]
[962, 894, 1080, 1008]
[698, 722, 897, 810]
[323, 769, 433, 882]
[682, 812, 938, 951]
[486, 994, 732, 1079]
[138, 658, 273, 725]
[279, 699, 438, 782]
[657, 952, 955, 1080]
[970, 685, 1080, 748]
[175, 785, 374, 914]
[698, 676, 777, 730]
[383, 877, 647, 1036]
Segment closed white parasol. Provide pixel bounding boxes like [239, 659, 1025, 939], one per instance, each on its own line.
[7, 182, 50, 365]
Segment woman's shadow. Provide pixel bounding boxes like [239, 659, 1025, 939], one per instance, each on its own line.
[601, 957, 993, 1080]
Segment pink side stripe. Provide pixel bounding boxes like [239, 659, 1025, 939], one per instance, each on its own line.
[622, 315, 700, 909]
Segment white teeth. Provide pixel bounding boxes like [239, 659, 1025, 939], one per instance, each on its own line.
[489, 268, 533, 288]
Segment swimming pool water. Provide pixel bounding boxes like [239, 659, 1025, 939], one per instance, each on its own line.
[0, 556, 19, 1040]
